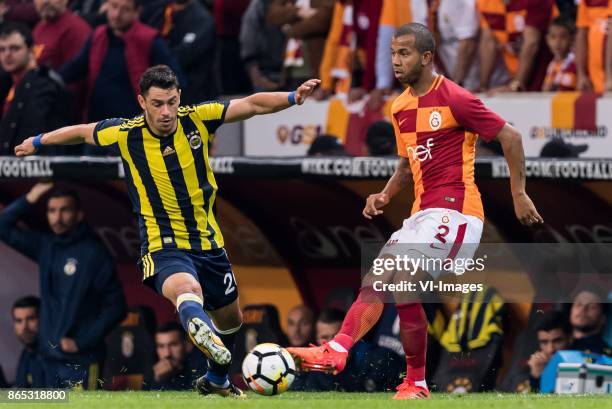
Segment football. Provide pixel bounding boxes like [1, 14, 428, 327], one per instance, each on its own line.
[242, 343, 296, 396]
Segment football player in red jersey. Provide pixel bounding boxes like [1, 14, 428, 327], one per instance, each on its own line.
[288, 23, 543, 400]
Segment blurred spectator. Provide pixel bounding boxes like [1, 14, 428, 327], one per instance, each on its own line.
[33, 0, 91, 125]
[569, 289, 611, 355]
[527, 311, 571, 392]
[371, 0, 424, 104]
[240, 0, 285, 91]
[12, 296, 46, 388]
[365, 120, 395, 156]
[542, 17, 576, 91]
[150, 321, 207, 390]
[0, 0, 39, 27]
[69, 0, 106, 27]
[315, 308, 344, 344]
[435, 0, 479, 91]
[214, 0, 251, 95]
[0, 23, 69, 155]
[159, 0, 216, 104]
[266, 0, 334, 90]
[307, 134, 349, 156]
[575, 0, 612, 92]
[59, 0, 184, 152]
[33, 0, 91, 69]
[477, 0, 556, 92]
[286, 305, 315, 347]
[319, 0, 382, 100]
[0, 183, 126, 388]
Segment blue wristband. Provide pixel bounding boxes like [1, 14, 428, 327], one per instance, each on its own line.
[288, 91, 297, 105]
[33, 134, 43, 149]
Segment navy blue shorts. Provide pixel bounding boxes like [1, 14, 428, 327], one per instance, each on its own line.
[140, 248, 238, 311]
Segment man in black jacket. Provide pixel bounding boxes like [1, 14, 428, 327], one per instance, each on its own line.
[160, 0, 217, 104]
[0, 23, 70, 155]
[0, 182, 127, 389]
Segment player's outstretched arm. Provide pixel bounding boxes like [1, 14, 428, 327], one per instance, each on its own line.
[496, 123, 544, 226]
[14, 123, 98, 157]
[363, 158, 410, 219]
[224, 79, 321, 123]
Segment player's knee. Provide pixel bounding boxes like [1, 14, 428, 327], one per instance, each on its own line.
[172, 282, 203, 301]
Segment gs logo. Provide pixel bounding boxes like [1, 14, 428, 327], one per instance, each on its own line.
[277, 124, 322, 145]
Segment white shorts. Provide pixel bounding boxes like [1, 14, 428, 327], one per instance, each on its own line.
[379, 208, 483, 278]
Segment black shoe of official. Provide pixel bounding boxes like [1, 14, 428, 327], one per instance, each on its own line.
[196, 376, 246, 399]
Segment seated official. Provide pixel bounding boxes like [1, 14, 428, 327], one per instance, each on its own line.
[12, 296, 46, 388]
[569, 289, 611, 355]
[150, 322, 207, 390]
[527, 311, 572, 392]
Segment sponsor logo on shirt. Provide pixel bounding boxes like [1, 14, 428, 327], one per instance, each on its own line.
[407, 138, 434, 162]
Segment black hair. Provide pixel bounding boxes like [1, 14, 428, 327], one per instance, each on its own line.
[156, 321, 186, 337]
[0, 22, 33, 48]
[536, 311, 571, 335]
[317, 308, 345, 324]
[12, 296, 40, 314]
[48, 189, 81, 210]
[139, 65, 180, 96]
[549, 16, 576, 36]
[393, 23, 436, 55]
[366, 120, 396, 156]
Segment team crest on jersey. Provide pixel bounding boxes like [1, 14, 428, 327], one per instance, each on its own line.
[187, 130, 202, 149]
[429, 109, 442, 131]
[64, 258, 78, 276]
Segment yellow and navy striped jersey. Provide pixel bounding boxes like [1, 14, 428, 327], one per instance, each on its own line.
[93, 101, 228, 255]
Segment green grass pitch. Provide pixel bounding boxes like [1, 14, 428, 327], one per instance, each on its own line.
[5, 391, 612, 409]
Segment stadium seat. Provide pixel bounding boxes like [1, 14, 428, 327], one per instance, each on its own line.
[230, 304, 289, 386]
[102, 306, 157, 390]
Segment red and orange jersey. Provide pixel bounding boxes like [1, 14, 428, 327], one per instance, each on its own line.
[477, 0, 557, 77]
[576, 0, 611, 93]
[542, 53, 577, 91]
[391, 76, 506, 220]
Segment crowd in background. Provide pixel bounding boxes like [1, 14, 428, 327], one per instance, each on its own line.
[0, 0, 609, 155]
[0, 183, 611, 391]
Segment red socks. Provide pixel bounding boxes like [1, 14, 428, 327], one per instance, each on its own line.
[332, 287, 384, 351]
[396, 302, 428, 381]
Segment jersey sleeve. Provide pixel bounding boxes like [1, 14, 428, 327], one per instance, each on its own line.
[194, 101, 229, 134]
[449, 88, 506, 142]
[93, 118, 124, 147]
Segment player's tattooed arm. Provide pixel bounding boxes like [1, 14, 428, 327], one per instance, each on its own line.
[496, 123, 544, 226]
[14, 123, 97, 156]
[225, 79, 321, 122]
[363, 158, 410, 219]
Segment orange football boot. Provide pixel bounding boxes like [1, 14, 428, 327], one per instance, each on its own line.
[392, 379, 430, 400]
[287, 342, 348, 375]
